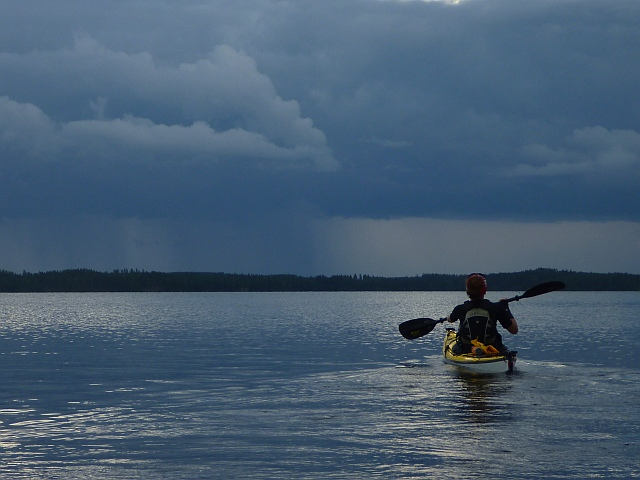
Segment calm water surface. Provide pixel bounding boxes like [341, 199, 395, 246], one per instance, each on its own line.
[0, 291, 638, 479]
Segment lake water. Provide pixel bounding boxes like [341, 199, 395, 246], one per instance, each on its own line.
[0, 291, 638, 479]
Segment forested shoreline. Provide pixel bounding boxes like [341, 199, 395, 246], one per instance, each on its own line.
[0, 268, 638, 292]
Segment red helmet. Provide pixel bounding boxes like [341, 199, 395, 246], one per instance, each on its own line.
[466, 273, 487, 298]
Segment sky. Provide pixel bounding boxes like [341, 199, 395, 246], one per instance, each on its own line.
[1, 0, 639, 276]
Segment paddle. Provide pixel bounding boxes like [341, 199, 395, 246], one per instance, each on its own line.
[398, 317, 447, 340]
[503, 280, 566, 302]
[398, 280, 566, 340]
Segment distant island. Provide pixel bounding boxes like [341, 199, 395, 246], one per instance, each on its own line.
[0, 268, 638, 292]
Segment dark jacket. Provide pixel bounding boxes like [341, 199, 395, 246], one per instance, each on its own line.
[449, 299, 514, 352]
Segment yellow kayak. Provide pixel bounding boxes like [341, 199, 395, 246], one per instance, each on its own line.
[442, 328, 517, 373]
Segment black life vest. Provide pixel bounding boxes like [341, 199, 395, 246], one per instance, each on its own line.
[459, 306, 497, 345]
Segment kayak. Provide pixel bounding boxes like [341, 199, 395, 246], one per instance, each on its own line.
[442, 328, 517, 374]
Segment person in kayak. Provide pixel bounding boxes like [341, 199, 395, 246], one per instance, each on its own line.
[447, 273, 518, 354]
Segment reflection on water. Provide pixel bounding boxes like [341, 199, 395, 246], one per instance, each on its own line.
[450, 371, 516, 425]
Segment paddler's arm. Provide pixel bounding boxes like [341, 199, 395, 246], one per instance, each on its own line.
[500, 299, 519, 334]
[447, 305, 461, 323]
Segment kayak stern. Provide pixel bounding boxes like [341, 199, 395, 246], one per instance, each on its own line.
[442, 328, 517, 374]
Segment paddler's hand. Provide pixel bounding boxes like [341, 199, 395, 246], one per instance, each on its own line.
[499, 299, 514, 318]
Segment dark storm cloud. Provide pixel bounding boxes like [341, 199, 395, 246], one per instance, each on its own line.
[1, 0, 639, 274]
[0, 36, 337, 219]
[249, 0, 640, 220]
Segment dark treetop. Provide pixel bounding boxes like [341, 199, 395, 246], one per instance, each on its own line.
[0, 268, 638, 292]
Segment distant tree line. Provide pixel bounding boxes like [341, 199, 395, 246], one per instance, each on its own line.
[0, 268, 638, 292]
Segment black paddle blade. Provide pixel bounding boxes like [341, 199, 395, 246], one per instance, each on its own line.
[520, 281, 566, 299]
[398, 317, 443, 340]
[506, 281, 566, 302]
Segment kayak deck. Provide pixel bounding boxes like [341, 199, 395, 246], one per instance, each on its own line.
[442, 328, 517, 374]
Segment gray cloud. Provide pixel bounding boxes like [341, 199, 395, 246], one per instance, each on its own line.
[1, 37, 336, 168]
[512, 126, 640, 181]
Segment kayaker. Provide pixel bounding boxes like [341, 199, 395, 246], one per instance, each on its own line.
[447, 273, 518, 354]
